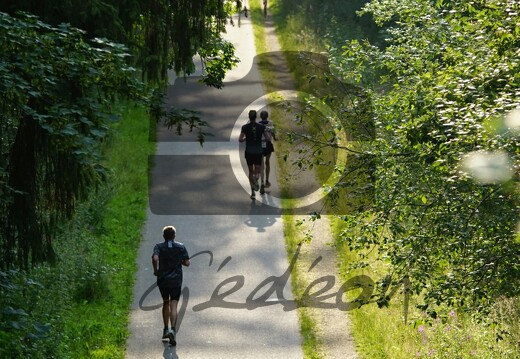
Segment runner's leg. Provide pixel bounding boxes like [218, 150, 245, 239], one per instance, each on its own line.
[260, 155, 265, 185]
[169, 300, 179, 331]
[161, 299, 170, 339]
[265, 152, 271, 185]
[248, 164, 255, 188]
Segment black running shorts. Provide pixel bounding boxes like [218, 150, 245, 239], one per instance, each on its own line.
[263, 141, 274, 156]
[245, 152, 262, 166]
[159, 286, 182, 301]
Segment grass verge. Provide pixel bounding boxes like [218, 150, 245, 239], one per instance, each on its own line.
[251, 0, 520, 358]
[0, 103, 153, 359]
[3, 104, 156, 359]
[60, 104, 155, 358]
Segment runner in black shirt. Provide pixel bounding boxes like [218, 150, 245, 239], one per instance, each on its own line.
[152, 225, 190, 345]
[239, 110, 272, 199]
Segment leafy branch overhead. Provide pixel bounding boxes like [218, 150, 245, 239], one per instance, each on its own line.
[199, 36, 240, 89]
[0, 0, 241, 86]
[164, 108, 213, 146]
[131, 0, 240, 85]
[148, 89, 213, 146]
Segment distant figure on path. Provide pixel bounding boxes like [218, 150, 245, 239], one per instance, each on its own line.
[259, 110, 276, 194]
[239, 109, 271, 199]
[152, 225, 190, 346]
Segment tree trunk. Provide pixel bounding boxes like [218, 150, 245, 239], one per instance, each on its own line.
[5, 115, 41, 269]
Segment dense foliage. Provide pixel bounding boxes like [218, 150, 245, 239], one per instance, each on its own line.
[0, 1, 240, 268]
[0, 1, 239, 356]
[0, 106, 153, 358]
[0, 12, 146, 268]
[327, 0, 520, 313]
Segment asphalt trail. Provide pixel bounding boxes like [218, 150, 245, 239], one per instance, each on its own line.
[126, 12, 303, 359]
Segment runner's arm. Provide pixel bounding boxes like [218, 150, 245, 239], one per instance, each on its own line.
[152, 254, 159, 275]
[182, 248, 190, 267]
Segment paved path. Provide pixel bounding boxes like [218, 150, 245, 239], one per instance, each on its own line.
[126, 12, 303, 359]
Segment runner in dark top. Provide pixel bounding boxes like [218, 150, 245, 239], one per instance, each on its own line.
[239, 109, 271, 199]
[152, 225, 190, 346]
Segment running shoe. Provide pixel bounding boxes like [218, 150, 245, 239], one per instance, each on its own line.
[168, 331, 176, 346]
[162, 329, 170, 342]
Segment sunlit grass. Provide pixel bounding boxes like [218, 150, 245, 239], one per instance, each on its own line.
[60, 104, 154, 358]
[282, 201, 323, 359]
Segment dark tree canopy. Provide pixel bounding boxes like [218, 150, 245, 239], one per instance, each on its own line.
[0, 1, 240, 268]
[0, 0, 239, 85]
[0, 12, 145, 268]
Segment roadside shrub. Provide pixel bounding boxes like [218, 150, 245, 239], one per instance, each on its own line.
[0, 270, 52, 358]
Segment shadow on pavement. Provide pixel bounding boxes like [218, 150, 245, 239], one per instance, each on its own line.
[162, 343, 179, 359]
